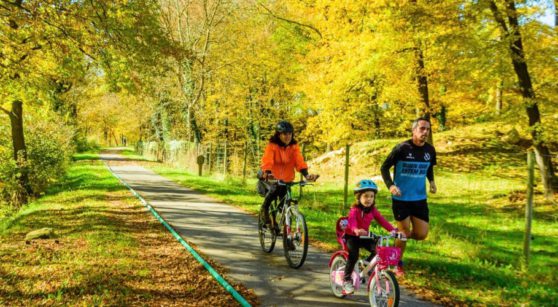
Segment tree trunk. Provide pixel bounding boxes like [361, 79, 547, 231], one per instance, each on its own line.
[436, 105, 447, 131]
[9, 101, 26, 161]
[498, 0, 555, 198]
[8, 100, 31, 204]
[495, 79, 503, 115]
[374, 111, 381, 139]
[192, 112, 202, 144]
[111, 130, 119, 147]
[186, 103, 192, 142]
[415, 46, 434, 145]
[103, 126, 109, 145]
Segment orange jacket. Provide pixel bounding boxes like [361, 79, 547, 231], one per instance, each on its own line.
[261, 142, 308, 182]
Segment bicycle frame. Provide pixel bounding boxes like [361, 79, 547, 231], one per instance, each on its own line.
[259, 179, 312, 268]
[329, 234, 401, 292]
[359, 236, 395, 292]
[268, 181, 307, 234]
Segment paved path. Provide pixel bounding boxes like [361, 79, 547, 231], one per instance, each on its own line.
[102, 152, 435, 306]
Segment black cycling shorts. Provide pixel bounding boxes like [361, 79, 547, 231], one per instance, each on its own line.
[392, 199, 429, 222]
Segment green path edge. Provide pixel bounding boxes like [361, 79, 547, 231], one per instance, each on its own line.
[104, 161, 252, 307]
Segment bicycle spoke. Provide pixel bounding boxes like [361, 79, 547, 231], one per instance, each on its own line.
[258, 206, 276, 253]
[369, 271, 399, 307]
[329, 255, 347, 298]
[283, 209, 308, 268]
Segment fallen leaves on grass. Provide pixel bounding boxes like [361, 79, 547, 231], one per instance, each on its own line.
[0, 191, 258, 306]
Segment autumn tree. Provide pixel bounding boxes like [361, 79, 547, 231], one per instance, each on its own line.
[158, 0, 232, 144]
[0, 0, 166, 204]
[480, 0, 556, 197]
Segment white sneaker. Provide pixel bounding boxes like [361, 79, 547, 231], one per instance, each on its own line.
[342, 280, 354, 294]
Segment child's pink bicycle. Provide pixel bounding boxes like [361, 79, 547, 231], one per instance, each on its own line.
[329, 217, 406, 306]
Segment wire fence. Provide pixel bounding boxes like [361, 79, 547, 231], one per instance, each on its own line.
[135, 139, 554, 270]
[135, 139, 557, 211]
[137, 140, 264, 180]
[135, 139, 558, 180]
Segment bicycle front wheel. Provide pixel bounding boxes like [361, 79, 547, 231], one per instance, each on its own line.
[258, 206, 276, 253]
[282, 208, 308, 269]
[368, 270, 399, 307]
[329, 255, 348, 298]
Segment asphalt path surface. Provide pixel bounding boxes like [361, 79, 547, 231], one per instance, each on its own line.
[102, 152, 436, 307]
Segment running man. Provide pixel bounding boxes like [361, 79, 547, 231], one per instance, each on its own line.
[380, 117, 437, 276]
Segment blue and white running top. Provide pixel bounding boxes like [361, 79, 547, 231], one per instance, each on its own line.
[381, 139, 437, 202]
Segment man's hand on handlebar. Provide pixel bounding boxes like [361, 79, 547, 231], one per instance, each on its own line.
[305, 174, 320, 182]
[390, 229, 407, 241]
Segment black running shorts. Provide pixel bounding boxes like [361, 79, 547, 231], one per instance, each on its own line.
[392, 199, 429, 222]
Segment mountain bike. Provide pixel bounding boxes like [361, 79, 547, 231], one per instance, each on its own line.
[258, 180, 312, 269]
[329, 217, 406, 306]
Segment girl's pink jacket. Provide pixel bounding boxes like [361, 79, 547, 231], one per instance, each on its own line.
[345, 205, 395, 236]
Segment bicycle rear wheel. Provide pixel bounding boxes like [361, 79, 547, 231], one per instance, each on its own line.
[258, 206, 276, 253]
[283, 208, 308, 268]
[368, 270, 399, 307]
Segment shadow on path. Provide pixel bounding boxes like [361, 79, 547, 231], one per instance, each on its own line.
[103, 152, 436, 307]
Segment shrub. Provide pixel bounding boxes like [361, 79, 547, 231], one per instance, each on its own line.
[74, 136, 101, 153]
[0, 148, 26, 206]
[0, 111, 74, 206]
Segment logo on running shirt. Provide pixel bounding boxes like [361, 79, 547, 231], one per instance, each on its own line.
[424, 153, 431, 161]
[406, 153, 415, 160]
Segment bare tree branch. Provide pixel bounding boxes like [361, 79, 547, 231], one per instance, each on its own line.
[0, 105, 10, 115]
[257, 2, 322, 39]
[488, 0, 509, 34]
[191, 0, 222, 107]
[396, 46, 420, 54]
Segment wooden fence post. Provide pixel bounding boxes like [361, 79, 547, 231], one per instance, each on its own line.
[523, 150, 535, 270]
[223, 140, 228, 176]
[208, 143, 213, 174]
[243, 141, 248, 182]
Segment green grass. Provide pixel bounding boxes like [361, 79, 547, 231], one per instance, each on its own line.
[0, 155, 258, 306]
[119, 148, 155, 161]
[141, 122, 558, 306]
[0, 160, 140, 305]
[71, 152, 100, 161]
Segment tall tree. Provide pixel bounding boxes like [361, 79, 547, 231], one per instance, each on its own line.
[485, 0, 556, 197]
[0, 0, 165, 204]
[159, 0, 229, 144]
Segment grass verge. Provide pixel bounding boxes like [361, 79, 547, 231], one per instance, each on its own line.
[0, 156, 257, 306]
[142, 155, 557, 306]
[119, 148, 156, 161]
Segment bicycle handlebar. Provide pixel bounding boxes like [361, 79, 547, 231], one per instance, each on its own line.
[359, 232, 407, 241]
[267, 179, 314, 187]
[278, 180, 312, 187]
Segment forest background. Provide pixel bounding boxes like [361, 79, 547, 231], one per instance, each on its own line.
[1, 0, 557, 305]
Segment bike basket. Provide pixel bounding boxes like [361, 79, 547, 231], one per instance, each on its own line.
[257, 180, 270, 197]
[376, 246, 401, 266]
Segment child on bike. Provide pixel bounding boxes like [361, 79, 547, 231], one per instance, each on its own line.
[342, 179, 400, 294]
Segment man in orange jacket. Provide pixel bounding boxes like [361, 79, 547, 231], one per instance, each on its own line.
[260, 121, 318, 224]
